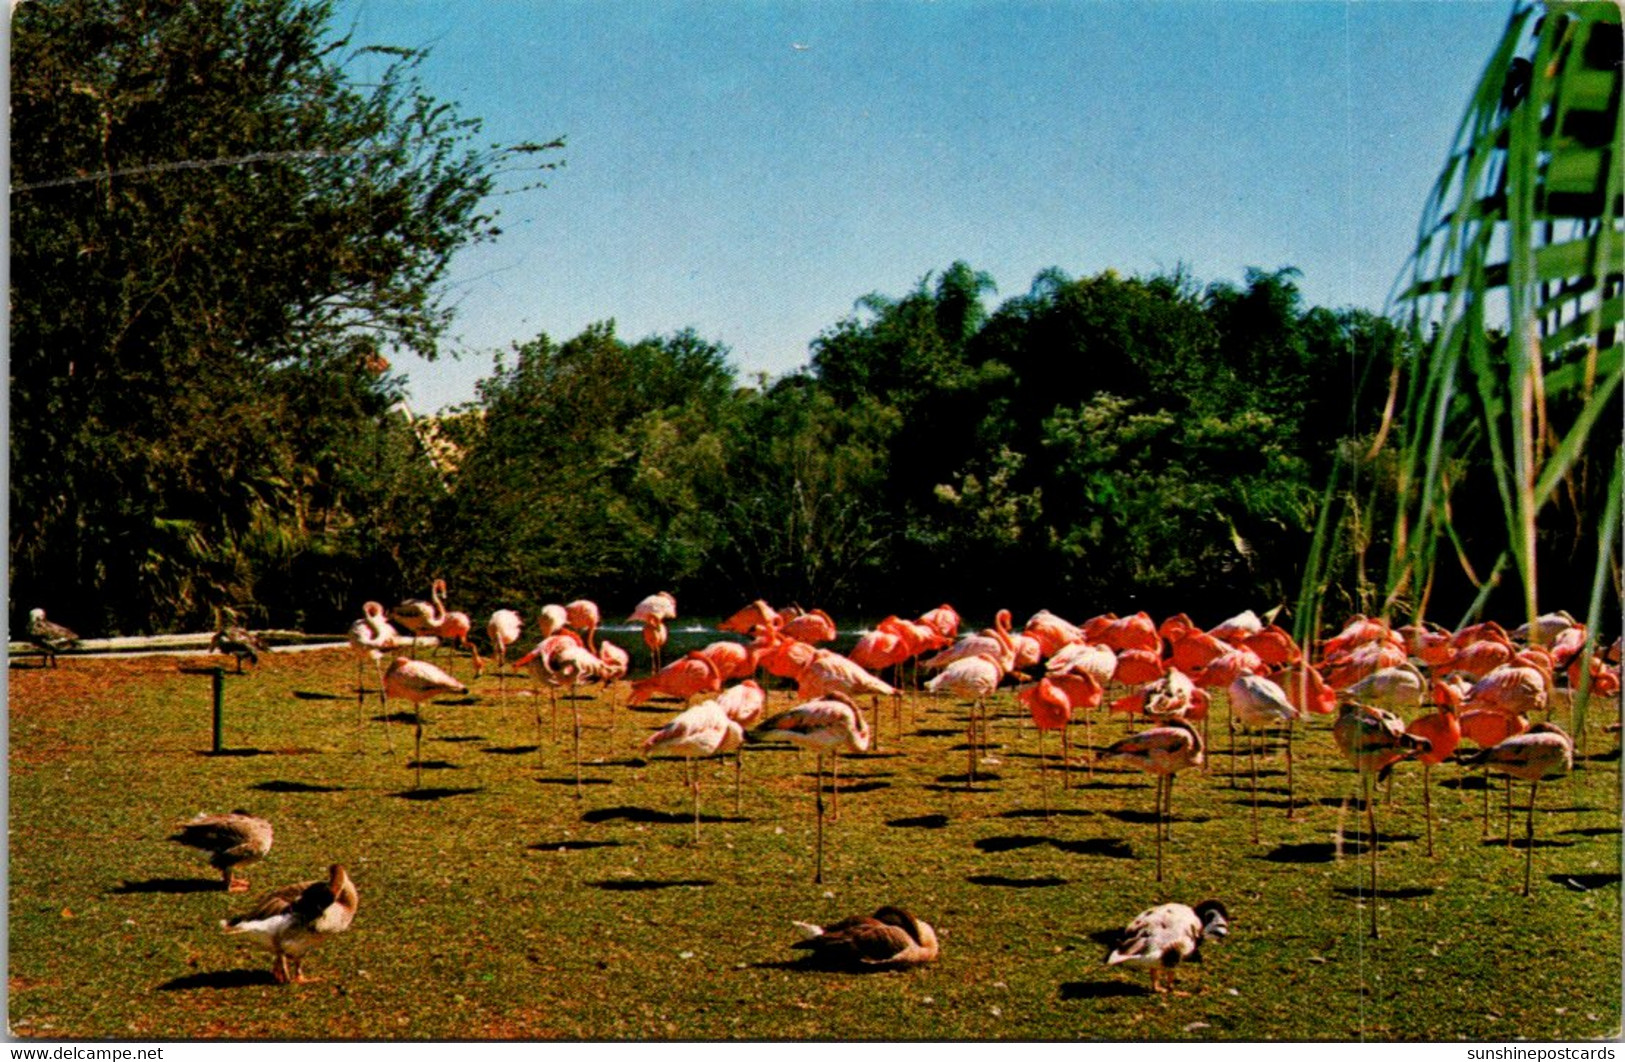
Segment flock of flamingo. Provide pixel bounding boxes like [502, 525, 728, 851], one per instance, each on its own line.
[336, 584, 1619, 966]
[33, 586, 1617, 989]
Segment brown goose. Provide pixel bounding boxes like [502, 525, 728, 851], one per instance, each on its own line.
[790, 906, 939, 969]
[170, 811, 273, 892]
[220, 864, 358, 984]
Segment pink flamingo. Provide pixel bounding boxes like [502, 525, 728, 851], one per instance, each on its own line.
[719, 599, 779, 635]
[1023, 609, 1086, 658]
[1460, 723, 1574, 894]
[627, 652, 722, 707]
[927, 654, 1004, 787]
[1099, 717, 1205, 883]
[717, 680, 768, 811]
[346, 602, 399, 750]
[1228, 674, 1301, 836]
[391, 579, 447, 656]
[780, 608, 838, 644]
[641, 701, 745, 841]
[1017, 677, 1071, 817]
[793, 649, 899, 752]
[486, 609, 523, 701]
[753, 693, 872, 882]
[564, 599, 601, 653]
[383, 656, 468, 788]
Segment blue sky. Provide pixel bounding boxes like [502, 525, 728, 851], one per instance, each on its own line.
[339, 0, 1515, 412]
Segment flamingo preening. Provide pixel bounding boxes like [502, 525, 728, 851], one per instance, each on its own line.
[630, 592, 677, 674]
[753, 693, 872, 883]
[1105, 899, 1229, 995]
[1227, 673, 1300, 836]
[1333, 699, 1431, 938]
[487, 609, 523, 692]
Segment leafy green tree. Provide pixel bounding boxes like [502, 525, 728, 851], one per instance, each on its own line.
[10, 0, 562, 632]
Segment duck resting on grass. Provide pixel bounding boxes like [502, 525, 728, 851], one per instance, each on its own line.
[220, 864, 357, 984]
[1105, 899, 1230, 995]
[791, 906, 939, 969]
[169, 811, 274, 892]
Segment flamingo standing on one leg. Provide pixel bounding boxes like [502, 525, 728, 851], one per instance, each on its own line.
[1458, 722, 1574, 896]
[1332, 699, 1431, 938]
[629, 592, 677, 675]
[926, 654, 1004, 788]
[1406, 700, 1462, 857]
[346, 603, 399, 751]
[1017, 677, 1072, 820]
[1227, 674, 1301, 837]
[641, 700, 745, 842]
[718, 680, 767, 813]
[752, 693, 872, 884]
[383, 656, 468, 788]
[487, 609, 523, 698]
[1098, 717, 1204, 884]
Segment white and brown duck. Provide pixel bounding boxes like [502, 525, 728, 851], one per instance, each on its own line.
[220, 863, 358, 984]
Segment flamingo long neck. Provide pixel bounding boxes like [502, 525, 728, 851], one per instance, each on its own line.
[429, 581, 447, 626]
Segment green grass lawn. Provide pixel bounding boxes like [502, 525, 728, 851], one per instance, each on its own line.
[8, 649, 1621, 1040]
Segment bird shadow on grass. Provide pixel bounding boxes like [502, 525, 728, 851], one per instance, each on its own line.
[887, 814, 950, 829]
[933, 771, 1003, 785]
[405, 759, 459, 772]
[379, 711, 420, 726]
[627, 704, 677, 715]
[290, 690, 346, 701]
[435, 734, 486, 744]
[752, 955, 916, 975]
[157, 969, 277, 991]
[975, 835, 1049, 853]
[581, 805, 696, 825]
[194, 748, 275, 758]
[1551, 872, 1621, 891]
[1069, 779, 1146, 792]
[249, 780, 345, 794]
[835, 781, 893, 795]
[482, 745, 542, 756]
[1479, 837, 1574, 850]
[1000, 807, 1093, 820]
[533, 776, 615, 788]
[392, 786, 484, 802]
[1332, 885, 1437, 900]
[967, 873, 1068, 888]
[915, 728, 962, 738]
[587, 878, 715, 891]
[1261, 841, 1362, 863]
[1051, 837, 1135, 859]
[529, 839, 623, 852]
[111, 877, 223, 895]
[1060, 980, 1150, 1000]
[1557, 826, 1621, 837]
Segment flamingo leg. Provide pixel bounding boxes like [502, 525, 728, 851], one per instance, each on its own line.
[814, 752, 825, 885]
[1423, 761, 1435, 858]
[1365, 771, 1379, 940]
[1154, 774, 1165, 884]
[1505, 777, 1515, 850]
[1084, 709, 1093, 781]
[413, 713, 426, 789]
[735, 748, 744, 818]
[1038, 727, 1050, 823]
[831, 752, 841, 822]
[572, 697, 583, 800]
[691, 757, 701, 844]
[1228, 707, 1238, 788]
[871, 695, 882, 754]
[1284, 722, 1296, 819]
[1062, 723, 1072, 790]
[1523, 780, 1538, 897]
[1248, 727, 1260, 844]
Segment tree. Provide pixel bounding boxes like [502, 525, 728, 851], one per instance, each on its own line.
[10, 0, 563, 632]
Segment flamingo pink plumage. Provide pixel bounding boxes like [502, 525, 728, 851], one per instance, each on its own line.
[754, 693, 873, 882]
[641, 700, 745, 840]
[383, 656, 468, 788]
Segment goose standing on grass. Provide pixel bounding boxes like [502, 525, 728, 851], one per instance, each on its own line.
[27, 608, 80, 668]
[790, 906, 940, 968]
[1105, 899, 1230, 995]
[170, 811, 274, 892]
[220, 864, 357, 984]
